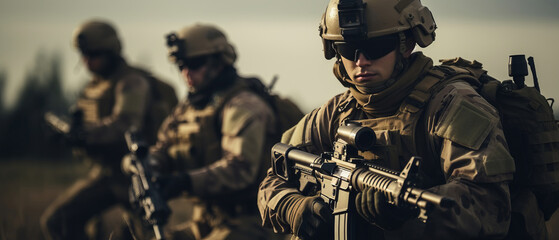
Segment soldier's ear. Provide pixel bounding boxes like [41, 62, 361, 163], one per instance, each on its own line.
[403, 44, 415, 58]
[403, 34, 416, 58]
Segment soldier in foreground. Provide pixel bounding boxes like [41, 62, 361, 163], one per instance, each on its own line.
[132, 23, 282, 239]
[41, 19, 176, 240]
[257, 0, 547, 239]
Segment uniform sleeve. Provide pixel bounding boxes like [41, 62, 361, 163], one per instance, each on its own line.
[409, 81, 515, 239]
[84, 73, 151, 145]
[187, 91, 276, 197]
[257, 92, 348, 233]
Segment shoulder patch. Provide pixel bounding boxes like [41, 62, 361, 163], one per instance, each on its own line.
[435, 97, 497, 150]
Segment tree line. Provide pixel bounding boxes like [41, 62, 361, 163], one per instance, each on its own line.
[0, 51, 74, 160]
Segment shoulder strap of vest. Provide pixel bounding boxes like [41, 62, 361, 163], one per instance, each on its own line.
[336, 91, 360, 126]
[402, 58, 490, 114]
[401, 69, 446, 113]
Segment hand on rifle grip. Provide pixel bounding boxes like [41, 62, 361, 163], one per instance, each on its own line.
[355, 188, 417, 230]
[279, 194, 333, 240]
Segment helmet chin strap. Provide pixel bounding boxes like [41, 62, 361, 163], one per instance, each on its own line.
[391, 31, 410, 79]
[398, 32, 407, 55]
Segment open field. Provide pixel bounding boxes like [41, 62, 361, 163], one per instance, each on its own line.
[0, 158, 192, 240]
[0, 158, 558, 240]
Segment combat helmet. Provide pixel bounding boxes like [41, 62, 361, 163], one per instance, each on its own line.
[72, 20, 122, 56]
[320, 0, 436, 60]
[166, 24, 237, 69]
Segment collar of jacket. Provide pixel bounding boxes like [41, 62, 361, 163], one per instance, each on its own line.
[349, 52, 433, 118]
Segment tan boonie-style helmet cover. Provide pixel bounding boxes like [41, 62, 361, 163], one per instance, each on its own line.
[166, 24, 237, 67]
[320, 0, 436, 59]
[72, 20, 122, 55]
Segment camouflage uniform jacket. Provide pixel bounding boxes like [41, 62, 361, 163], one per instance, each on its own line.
[76, 60, 151, 167]
[258, 55, 515, 239]
[150, 75, 277, 217]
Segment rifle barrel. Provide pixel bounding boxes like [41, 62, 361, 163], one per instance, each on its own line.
[44, 112, 71, 134]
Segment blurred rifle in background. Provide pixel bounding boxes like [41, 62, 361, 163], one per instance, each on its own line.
[43, 109, 84, 146]
[124, 129, 170, 240]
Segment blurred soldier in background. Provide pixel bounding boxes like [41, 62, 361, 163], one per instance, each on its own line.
[255, 0, 546, 239]
[41, 19, 177, 240]
[126, 23, 285, 240]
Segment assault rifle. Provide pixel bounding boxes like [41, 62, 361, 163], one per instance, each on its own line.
[44, 109, 84, 146]
[271, 124, 455, 240]
[125, 129, 170, 240]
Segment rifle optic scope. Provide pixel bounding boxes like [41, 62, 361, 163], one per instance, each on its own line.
[337, 124, 376, 151]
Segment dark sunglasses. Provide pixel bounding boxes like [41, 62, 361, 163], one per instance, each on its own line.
[178, 55, 209, 71]
[334, 34, 399, 61]
[81, 50, 107, 58]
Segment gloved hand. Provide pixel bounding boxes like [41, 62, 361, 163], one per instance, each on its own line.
[278, 194, 333, 240]
[153, 173, 191, 200]
[355, 187, 417, 230]
[121, 154, 138, 176]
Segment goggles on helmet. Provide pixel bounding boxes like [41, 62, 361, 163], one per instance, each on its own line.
[334, 34, 398, 61]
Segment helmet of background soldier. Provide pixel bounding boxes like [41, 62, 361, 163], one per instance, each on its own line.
[72, 20, 122, 56]
[166, 24, 237, 69]
[319, 0, 436, 60]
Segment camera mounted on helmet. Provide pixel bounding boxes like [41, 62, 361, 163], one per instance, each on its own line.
[337, 0, 367, 41]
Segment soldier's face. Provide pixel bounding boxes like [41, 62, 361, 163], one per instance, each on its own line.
[82, 52, 109, 75]
[182, 64, 208, 91]
[181, 55, 223, 92]
[341, 50, 397, 84]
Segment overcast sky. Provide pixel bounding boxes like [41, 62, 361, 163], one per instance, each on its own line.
[1, 0, 558, 113]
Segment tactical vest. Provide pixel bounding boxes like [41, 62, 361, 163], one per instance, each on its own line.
[165, 77, 276, 171]
[75, 75, 125, 165]
[338, 71, 448, 188]
[165, 96, 223, 171]
[166, 77, 276, 219]
[77, 78, 116, 125]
